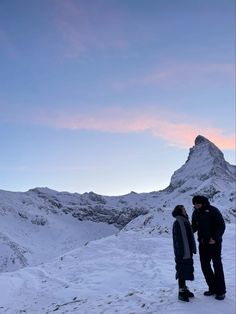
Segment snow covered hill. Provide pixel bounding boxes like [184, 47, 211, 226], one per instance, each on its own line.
[0, 135, 235, 273]
[164, 135, 235, 204]
[0, 189, 118, 272]
[0, 223, 235, 314]
[125, 135, 236, 232]
[0, 135, 235, 313]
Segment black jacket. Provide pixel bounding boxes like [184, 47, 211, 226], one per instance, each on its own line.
[192, 204, 225, 244]
[172, 207, 196, 280]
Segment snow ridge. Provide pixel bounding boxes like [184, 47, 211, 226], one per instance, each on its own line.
[0, 135, 235, 272]
[0, 135, 235, 313]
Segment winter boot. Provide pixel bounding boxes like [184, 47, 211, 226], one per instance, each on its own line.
[178, 289, 189, 302]
[204, 290, 215, 296]
[184, 287, 194, 298]
[215, 294, 225, 300]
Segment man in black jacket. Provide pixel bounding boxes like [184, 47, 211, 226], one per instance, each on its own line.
[192, 195, 226, 300]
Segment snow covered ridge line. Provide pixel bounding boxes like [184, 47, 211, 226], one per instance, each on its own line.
[0, 135, 235, 274]
[0, 188, 149, 229]
[0, 135, 236, 226]
[0, 135, 235, 229]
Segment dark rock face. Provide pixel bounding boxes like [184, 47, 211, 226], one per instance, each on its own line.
[26, 188, 148, 229]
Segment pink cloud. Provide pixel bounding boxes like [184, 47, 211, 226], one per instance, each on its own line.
[30, 106, 235, 151]
[3, 105, 233, 150]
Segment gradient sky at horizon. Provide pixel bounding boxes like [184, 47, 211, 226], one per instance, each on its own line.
[0, 0, 235, 195]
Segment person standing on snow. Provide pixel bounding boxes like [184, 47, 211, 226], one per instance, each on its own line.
[191, 195, 226, 300]
[172, 205, 196, 302]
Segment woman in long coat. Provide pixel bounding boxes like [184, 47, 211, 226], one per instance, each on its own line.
[172, 205, 196, 302]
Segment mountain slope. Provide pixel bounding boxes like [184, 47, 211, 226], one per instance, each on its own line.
[0, 223, 235, 314]
[0, 135, 235, 273]
[166, 135, 235, 194]
[0, 189, 118, 272]
[126, 135, 236, 232]
[0, 135, 235, 313]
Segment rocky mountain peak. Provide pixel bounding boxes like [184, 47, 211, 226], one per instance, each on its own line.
[194, 134, 209, 145]
[187, 134, 225, 165]
[194, 134, 214, 145]
[166, 135, 235, 196]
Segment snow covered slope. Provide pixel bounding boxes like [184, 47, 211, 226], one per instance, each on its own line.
[125, 135, 236, 232]
[0, 189, 118, 272]
[0, 135, 235, 313]
[0, 135, 235, 273]
[165, 135, 235, 199]
[0, 223, 235, 314]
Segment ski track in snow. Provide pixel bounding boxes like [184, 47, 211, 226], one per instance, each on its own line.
[0, 224, 235, 314]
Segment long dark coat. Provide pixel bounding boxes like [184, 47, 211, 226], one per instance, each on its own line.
[172, 207, 196, 280]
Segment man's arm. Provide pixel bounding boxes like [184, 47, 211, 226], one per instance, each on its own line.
[191, 210, 198, 233]
[212, 207, 226, 241]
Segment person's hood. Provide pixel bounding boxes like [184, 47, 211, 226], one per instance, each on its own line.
[172, 206, 183, 218]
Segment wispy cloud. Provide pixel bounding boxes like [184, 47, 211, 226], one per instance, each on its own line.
[2, 102, 234, 150]
[112, 62, 235, 90]
[0, 28, 18, 59]
[53, 0, 127, 57]
[18, 106, 235, 151]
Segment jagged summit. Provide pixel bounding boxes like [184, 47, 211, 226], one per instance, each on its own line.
[193, 134, 224, 156]
[195, 134, 212, 145]
[166, 135, 236, 197]
[193, 134, 223, 154]
[189, 134, 224, 161]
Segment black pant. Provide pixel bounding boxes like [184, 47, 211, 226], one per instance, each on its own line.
[178, 278, 186, 289]
[199, 242, 226, 295]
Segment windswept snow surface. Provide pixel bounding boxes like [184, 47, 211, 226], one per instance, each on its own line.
[0, 223, 235, 314]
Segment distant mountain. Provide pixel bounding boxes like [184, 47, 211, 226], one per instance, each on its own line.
[0, 135, 235, 272]
[166, 135, 235, 195]
[0, 189, 118, 272]
[125, 135, 236, 233]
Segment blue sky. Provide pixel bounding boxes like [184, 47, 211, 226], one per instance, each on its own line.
[0, 0, 235, 195]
